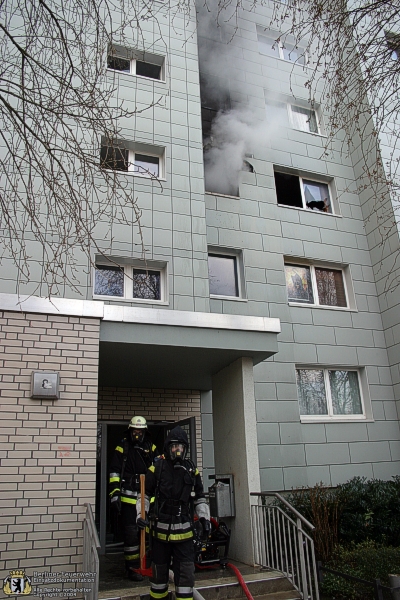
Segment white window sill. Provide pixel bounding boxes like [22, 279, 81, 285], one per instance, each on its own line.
[103, 169, 166, 181]
[278, 203, 341, 217]
[260, 53, 310, 69]
[210, 295, 247, 302]
[291, 128, 327, 139]
[93, 295, 169, 306]
[288, 302, 357, 312]
[300, 416, 373, 423]
[107, 69, 166, 84]
[205, 191, 240, 199]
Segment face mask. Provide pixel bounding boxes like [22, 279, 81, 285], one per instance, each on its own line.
[131, 429, 145, 444]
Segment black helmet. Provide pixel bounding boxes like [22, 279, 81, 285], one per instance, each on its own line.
[164, 426, 188, 464]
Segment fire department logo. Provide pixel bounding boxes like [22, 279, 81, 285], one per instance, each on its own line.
[2, 570, 32, 595]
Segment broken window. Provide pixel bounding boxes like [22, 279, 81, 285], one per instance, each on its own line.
[200, 72, 239, 196]
[274, 170, 332, 213]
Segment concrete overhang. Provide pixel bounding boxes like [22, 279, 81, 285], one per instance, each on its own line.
[100, 305, 280, 389]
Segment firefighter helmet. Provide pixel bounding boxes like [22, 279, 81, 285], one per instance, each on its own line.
[128, 416, 147, 429]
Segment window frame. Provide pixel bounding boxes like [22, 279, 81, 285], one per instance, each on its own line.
[296, 367, 369, 422]
[93, 260, 168, 304]
[288, 104, 320, 135]
[284, 262, 352, 310]
[274, 169, 335, 214]
[107, 49, 165, 82]
[265, 99, 323, 136]
[207, 249, 246, 301]
[385, 31, 400, 60]
[257, 30, 308, 65]
[100, 145, 164, 179]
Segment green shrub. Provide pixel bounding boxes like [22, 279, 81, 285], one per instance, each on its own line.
[280, 476, 400, 560]
[337, 476, 400, 546]
[321, 540, 400, 599]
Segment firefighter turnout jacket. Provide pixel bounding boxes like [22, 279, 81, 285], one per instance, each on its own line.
[109, 432, 157, 506]
[141, 455, 210, 542]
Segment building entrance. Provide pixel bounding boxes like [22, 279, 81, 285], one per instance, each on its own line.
[96, 417, 196, 554]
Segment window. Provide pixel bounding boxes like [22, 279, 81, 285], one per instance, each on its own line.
[208, 253, 239, 297]
[258, 31, 307, 65]
[296, 368, 364, 419]
[100, 143, 162, 178]
[274, 171, 332, 213]
[94, 261, 166, 302]
[107, 46, 164, 80]
[290, 105, 318, 134]
[285, 263, 347, 308]
[385, 32, 400, 60]
[265, 100, 320, 134]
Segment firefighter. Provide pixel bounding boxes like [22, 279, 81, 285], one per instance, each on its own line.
[109, 415, 156, 581]
[137, 426, 211, 600]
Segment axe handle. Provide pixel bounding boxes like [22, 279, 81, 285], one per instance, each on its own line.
[140, 474, 146, 565]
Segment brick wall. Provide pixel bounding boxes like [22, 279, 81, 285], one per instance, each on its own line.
[0, 311, 100, 577]
[98, 388, 203, 471]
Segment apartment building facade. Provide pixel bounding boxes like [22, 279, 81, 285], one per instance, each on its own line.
[0, 0, 399, 582]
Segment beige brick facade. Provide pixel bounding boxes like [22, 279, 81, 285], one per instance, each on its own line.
[0, 311, 100, 578]
[98, 388, 203, 471]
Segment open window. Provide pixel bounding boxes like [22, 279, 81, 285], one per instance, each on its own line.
[274, 170, 334, 213]
[94, 258, 167, 303]
[100, 141, 164, 178]
[107, 45, 165, 81]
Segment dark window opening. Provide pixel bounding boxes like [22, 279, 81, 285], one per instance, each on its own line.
[274, 171, 303, 208]
[136, 61, 162, 80]
[107, 55, 131, 72]
[100, 145, 129, 171]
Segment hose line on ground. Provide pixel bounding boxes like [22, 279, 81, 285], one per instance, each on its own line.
[227, 563, 255, 600]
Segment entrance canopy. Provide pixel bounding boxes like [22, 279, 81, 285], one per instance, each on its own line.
[99, 305, 280, 389]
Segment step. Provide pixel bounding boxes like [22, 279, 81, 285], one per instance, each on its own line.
[195, 571, 296, 600]
[98, 569, 300, 600]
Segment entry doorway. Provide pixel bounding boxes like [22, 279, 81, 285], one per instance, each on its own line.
[96, 417, 197, 554]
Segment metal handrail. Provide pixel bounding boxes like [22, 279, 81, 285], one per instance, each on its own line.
[83, 503, 100, 600]
[250, 491, 315, 530]
[251, 492, 319, 600]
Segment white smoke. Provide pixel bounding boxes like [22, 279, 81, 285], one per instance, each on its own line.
[204, 106, 285, 196]
[197, 2, 286, 195]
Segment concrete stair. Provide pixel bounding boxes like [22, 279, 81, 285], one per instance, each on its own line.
[98, 567, 301, 600]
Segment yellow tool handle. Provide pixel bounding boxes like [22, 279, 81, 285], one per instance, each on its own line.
[140, 474, 146, 563]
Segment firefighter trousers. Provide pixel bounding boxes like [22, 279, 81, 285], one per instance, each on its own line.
[150, 537, 195, 600]
[121, 502, 140, 570]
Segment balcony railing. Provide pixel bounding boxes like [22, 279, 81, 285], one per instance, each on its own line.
[250, 492, 319, 600]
